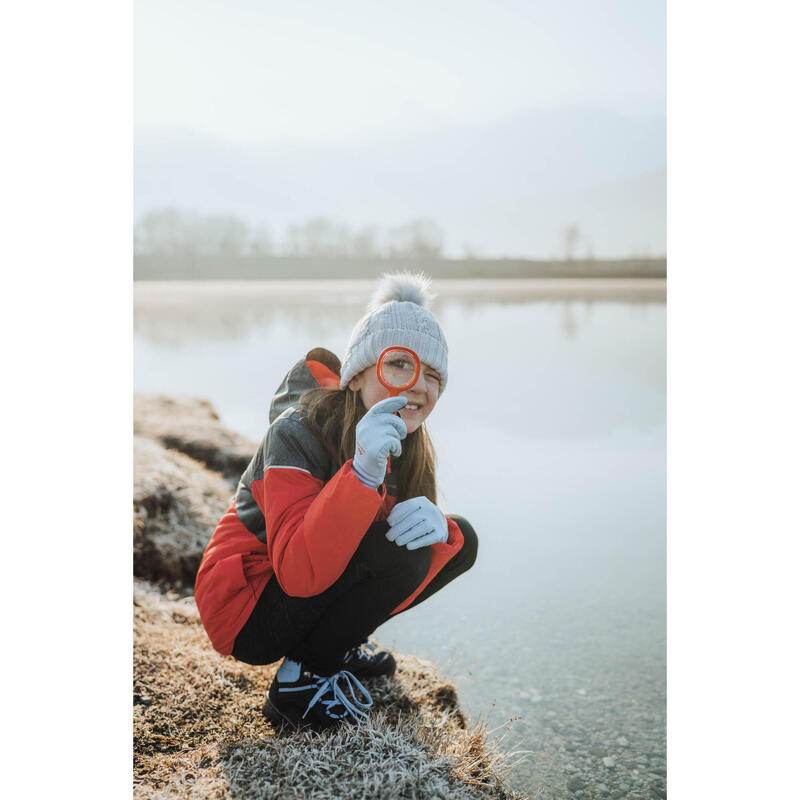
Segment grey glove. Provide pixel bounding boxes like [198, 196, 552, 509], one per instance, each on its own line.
[352, 396, 408, 489]
[386, 496, 449, 550]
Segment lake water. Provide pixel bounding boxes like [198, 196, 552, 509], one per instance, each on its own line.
[134, 279, 666, 798]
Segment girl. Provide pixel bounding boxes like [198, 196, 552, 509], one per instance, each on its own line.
[194, 271, 478, 729]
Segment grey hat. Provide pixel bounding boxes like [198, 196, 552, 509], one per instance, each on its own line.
[339, 271, 448, 395]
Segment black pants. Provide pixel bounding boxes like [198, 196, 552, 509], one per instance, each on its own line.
[232, 515, 478, 673]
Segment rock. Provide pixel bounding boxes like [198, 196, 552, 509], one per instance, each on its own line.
[134, 394, 256, 483]
[133, 435, 232, 586]
[616, 736, 630, 747]
[602, 756, 616, 768]
[133, 394, 261, 586]
[591, 744, 608, 757]
[567, 776, 586, 792]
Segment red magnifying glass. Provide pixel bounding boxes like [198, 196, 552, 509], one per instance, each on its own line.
[377, 345, 421, 474]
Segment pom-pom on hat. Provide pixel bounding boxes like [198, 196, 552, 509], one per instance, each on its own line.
[339, 271, 448, 395]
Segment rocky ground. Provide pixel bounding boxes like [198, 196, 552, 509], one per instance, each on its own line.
[499, 649, 667, 800]
[133, 393, 526, 799]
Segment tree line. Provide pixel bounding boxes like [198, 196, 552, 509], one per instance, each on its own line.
[134, 209, 445, 259]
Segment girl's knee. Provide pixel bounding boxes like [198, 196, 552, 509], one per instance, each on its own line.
[355, 520, 431, 583]
[448, 515, 479, 571]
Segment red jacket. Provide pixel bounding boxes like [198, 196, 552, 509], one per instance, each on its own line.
[195, 347, 464, 656]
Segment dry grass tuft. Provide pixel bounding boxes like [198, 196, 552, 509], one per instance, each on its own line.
[133, 436, 233, 586]
[134, 579, 526, 799]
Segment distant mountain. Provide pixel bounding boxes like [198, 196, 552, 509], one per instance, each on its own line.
[135, 107, 665, 258]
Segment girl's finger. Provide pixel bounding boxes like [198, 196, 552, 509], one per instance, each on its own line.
[383, 414, 407, 440]
[394, 521, 432, 547]
[379, 423, 404, 448]
[378, 431, 401, 457]
[387, 499, 422, 527]
[369, 396, 408, 416]
[406, 532, 440, 550]
[386, 513, 425, 542]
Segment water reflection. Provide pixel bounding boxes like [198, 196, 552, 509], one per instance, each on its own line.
[134, 279, 665, 347]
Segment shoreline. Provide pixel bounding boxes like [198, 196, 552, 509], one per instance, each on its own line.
[135, 277, 666, 306]
[134, 255, 666, 283]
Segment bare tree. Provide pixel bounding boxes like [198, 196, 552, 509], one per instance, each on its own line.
[386, 218, 444, 258]
[562, 222, 581, 261]
[249, 225, 273, 256]
[195, 215, 251, 256]
[134, 209, 253, 257]
[135, 208, 196, 256]
[286, 217, 351, 256]
[350, 225, 379, 258]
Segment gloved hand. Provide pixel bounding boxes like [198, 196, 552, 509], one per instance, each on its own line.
[352, 396, 408, 490]
[386, 496, 449, 550]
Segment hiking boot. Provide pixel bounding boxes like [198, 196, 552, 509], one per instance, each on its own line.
[341, 640, 397, 677]
[262, 658, 373, 730]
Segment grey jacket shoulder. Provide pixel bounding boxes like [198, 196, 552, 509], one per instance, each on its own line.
[264, 406, 333, 483]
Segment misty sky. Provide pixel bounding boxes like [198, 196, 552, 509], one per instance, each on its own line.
[136, 0, 664, 142]
[135, 0, 665, 257]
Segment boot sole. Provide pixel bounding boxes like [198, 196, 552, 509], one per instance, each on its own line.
[262, 698, 341, 731]
[262, 698, 302, 729]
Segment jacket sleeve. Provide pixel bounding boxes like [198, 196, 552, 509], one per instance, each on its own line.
[250, 417, 386, 598]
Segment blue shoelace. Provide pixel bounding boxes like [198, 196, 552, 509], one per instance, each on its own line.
[343, 641, 377, 664]
[280, 669, 373, 722]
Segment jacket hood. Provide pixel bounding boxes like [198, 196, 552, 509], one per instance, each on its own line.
[269, 347, 342, 424]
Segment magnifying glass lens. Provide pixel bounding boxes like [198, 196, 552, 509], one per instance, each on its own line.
[380, 349, 417, 389]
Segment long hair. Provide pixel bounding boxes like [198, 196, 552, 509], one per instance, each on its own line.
[298, 385, 438, 504]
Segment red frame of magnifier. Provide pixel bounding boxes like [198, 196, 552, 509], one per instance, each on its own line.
[377, 345, 421, 396]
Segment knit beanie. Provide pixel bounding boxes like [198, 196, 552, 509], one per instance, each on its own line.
[339, 271, 448, 395]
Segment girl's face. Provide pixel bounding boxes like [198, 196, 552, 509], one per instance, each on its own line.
[348, 361, 441, 434]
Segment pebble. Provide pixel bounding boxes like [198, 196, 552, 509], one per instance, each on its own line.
[651, 766, 667, 777]
[616, 736, 629, 747]
[602, 756, 616, 768]
[591, 744, 608, 757]
[566, 776, 585, 792]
